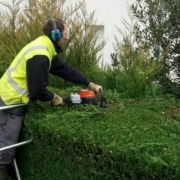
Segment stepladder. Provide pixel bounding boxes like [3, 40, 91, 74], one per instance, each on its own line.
[0, 104, 33, 180]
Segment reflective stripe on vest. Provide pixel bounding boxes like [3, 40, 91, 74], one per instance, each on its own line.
[7, 45, 49, 96]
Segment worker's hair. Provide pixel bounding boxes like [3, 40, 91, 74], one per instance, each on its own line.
[42, 18, 65, 36]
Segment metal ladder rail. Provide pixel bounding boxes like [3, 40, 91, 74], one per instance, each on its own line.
[0, 104, 33, 180]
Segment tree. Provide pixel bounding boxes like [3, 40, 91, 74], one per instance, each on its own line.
[107, 12, 160, 98]
[0, 0, 105, 88]
[110, 53, 119, 67]
[61, 5, 105, 76]
[130, 0, 180, 97]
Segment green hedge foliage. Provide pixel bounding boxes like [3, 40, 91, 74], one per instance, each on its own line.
[16, 88, 180, 180]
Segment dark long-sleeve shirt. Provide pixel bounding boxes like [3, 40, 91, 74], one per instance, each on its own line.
[26, 55, 90, 102]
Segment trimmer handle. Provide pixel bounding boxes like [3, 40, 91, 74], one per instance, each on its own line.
[63, 96, 71, 104]
[63, 95, 72, 108]
[98, 89, 107, 108]
[99, 88, 103, 96]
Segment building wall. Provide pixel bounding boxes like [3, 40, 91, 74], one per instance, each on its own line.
[65, 0, 136, 66]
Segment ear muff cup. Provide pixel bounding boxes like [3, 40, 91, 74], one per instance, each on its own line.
[51, 19, 62, 42]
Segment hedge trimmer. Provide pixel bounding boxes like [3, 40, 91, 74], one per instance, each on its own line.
[63, 89, 107, 108]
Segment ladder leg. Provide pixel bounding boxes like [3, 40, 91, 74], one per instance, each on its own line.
[13, 158, 22, 180]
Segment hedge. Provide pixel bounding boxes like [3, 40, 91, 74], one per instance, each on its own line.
[15, 90, 180, 180]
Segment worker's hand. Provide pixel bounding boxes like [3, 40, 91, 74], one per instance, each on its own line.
[51, 94, 63, 106]
[88, 82, 102, 94]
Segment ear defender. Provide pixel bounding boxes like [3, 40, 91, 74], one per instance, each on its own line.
[51, 19, 62, 42]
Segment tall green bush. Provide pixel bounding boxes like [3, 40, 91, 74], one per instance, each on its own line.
[107, 14, 161, 98]
[0, 0, 105, 89]
[61, 8, 105, 76]
[0, 0, 25, 66]
[130, 0, 180, 98]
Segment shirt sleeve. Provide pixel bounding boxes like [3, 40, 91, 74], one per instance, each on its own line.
[49, 56, 90, 86]
[26, 55, 54, 102]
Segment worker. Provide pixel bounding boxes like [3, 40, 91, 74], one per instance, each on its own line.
[0, 18, 102, 179]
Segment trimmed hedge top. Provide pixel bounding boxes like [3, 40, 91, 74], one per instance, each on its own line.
[19, 89, 180, 179]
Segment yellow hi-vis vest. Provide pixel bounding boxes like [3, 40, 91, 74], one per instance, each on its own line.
[0, 35, 57, 105]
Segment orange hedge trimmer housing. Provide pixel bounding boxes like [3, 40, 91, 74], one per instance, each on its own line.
[63, 89, 107, 108]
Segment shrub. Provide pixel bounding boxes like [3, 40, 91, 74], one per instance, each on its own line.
[17, 88, 180, 179]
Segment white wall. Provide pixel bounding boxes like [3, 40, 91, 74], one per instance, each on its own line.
[82, 0, 136, 66]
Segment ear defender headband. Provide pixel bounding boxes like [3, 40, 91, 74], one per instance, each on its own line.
[51, 19, 62, 42]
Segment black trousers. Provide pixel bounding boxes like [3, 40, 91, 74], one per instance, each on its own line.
[0, 99, 26, 170]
